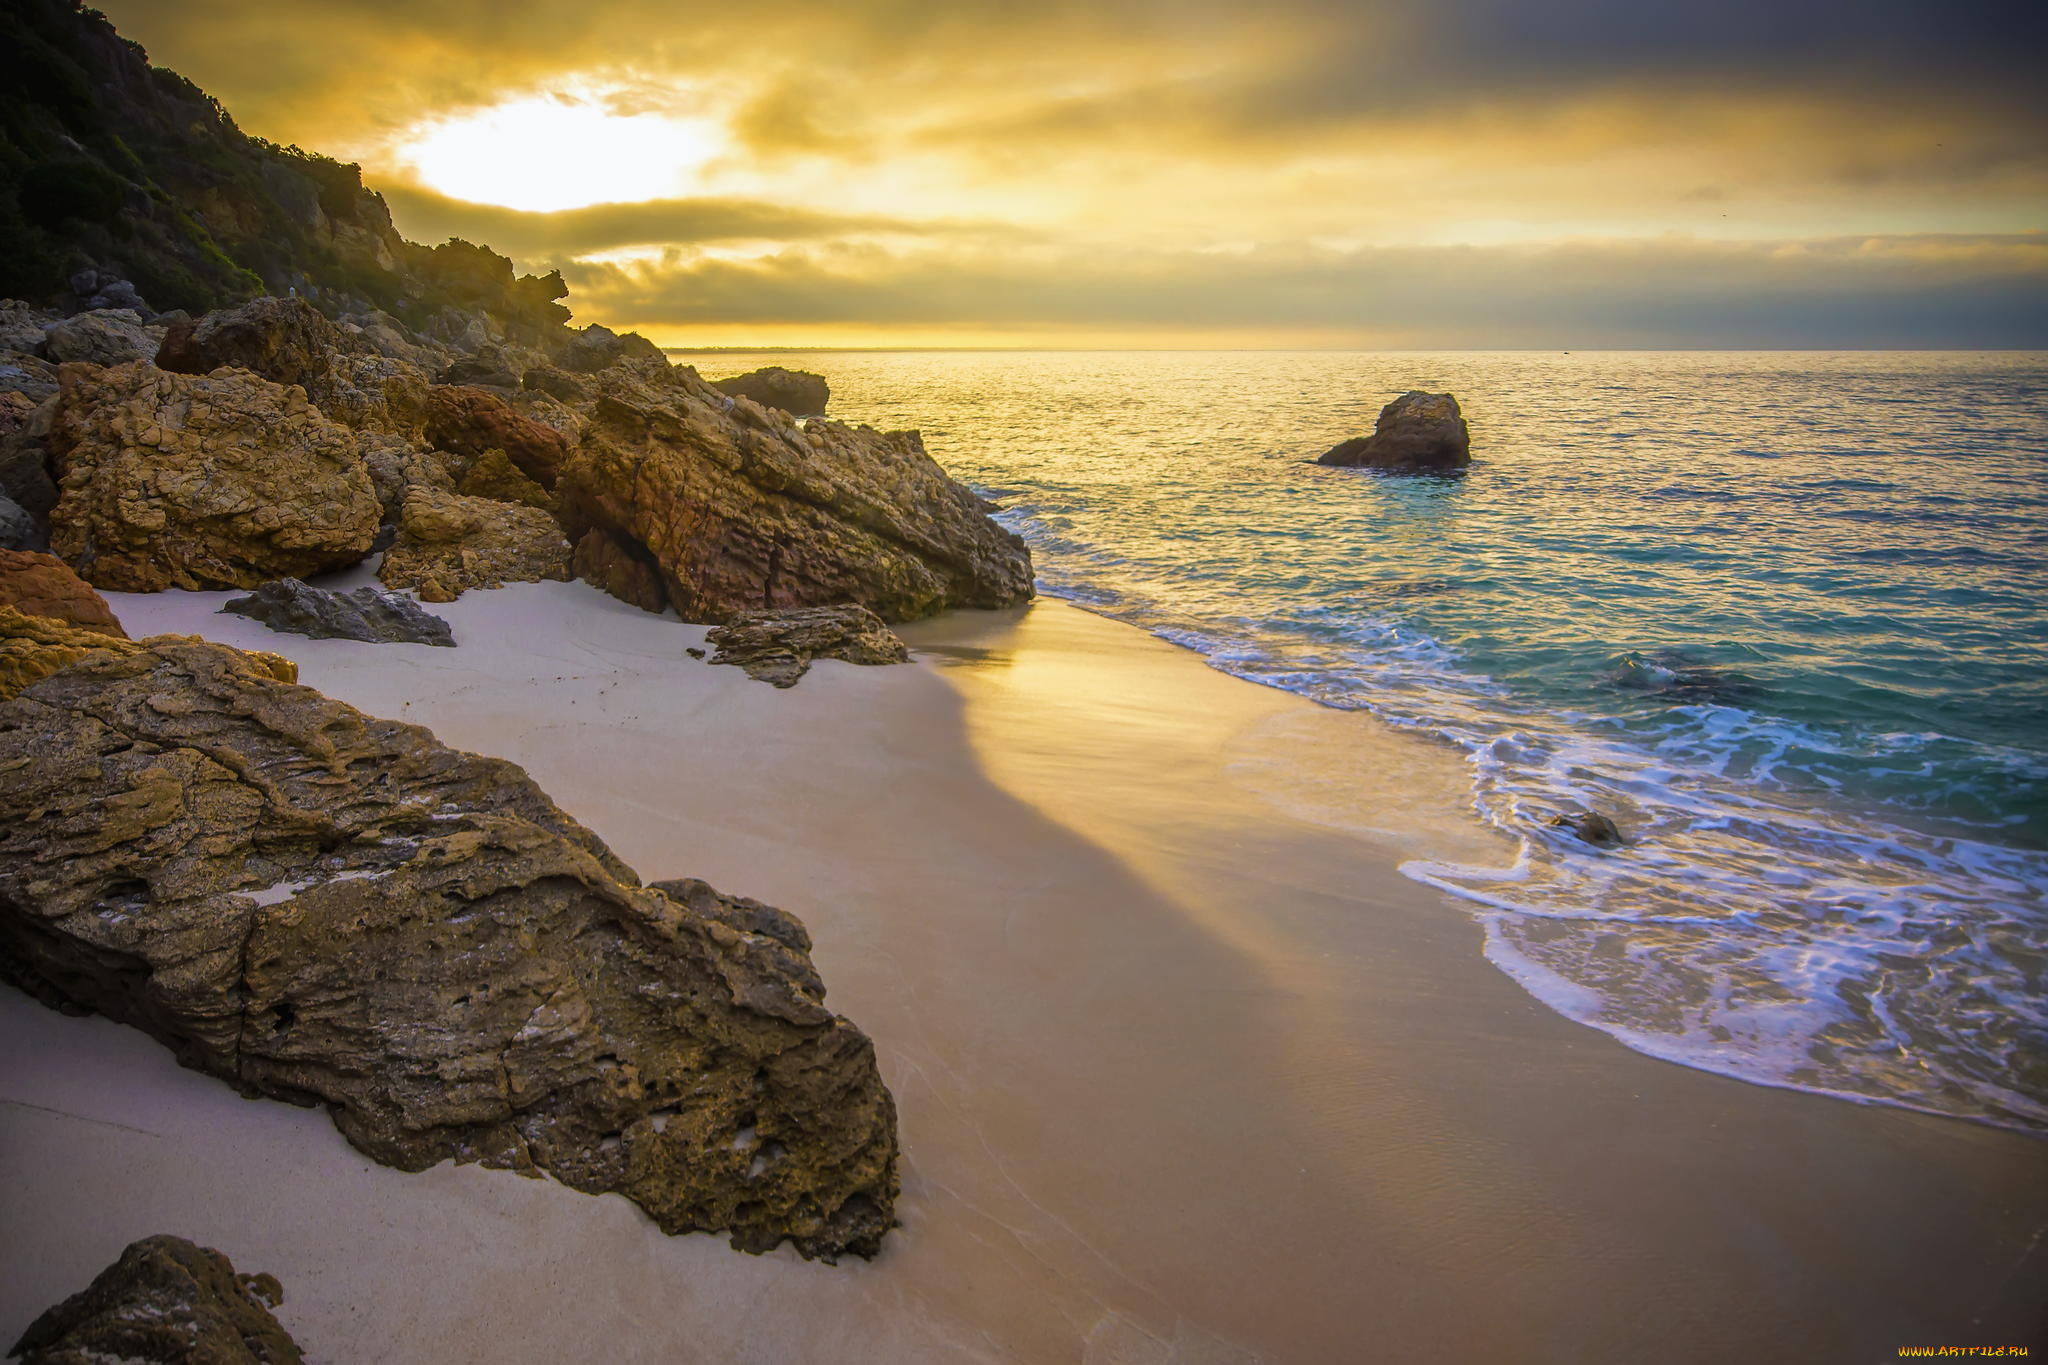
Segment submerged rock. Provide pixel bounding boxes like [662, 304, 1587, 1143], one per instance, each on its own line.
[376, 486, 571, 602]
[1551, 810, 1625, 848]
[0, 626, 899, 1260]
[220, 578, 455, 646]
[1606, 648, 1760, 704]
[8, 1234, 303, 1365]
[1318, 391, 1471, 473]
[711, 366, 830, 416]
[0, 550, 126, 635]
[707, 604, 911, 688]
[47, 362, 382, 591]
[556, 364, 1032, 621]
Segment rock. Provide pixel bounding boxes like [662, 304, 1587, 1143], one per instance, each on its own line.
[0, 302, 56, 355]
[571, 527, 670, 614]
[1606, 648, 1759, 704]
[0, 550, 126, 635]
[555, 365, 1033, 622]
[359, 437, 456, 522]
[220, 578, 455, 646]
[0, 493, 42, 551]
[0, 351, 61, 404]
[707, 604, 910, 688]
[1551, 810, 1625, 848]
[0, 627, 899, 1259]
[436, 354, 521, 388]
[556, 323, 664, 374]
[711, 367, 830, 416]
[40, 310, 159, 367]
[157, 297, 348, 393]
[424, 385, 573, 489]
[7, 1234, 304, 1365]
[85, 279, 153, 316]
[456, 446, 554, 512]
[523, 366, 588, 403]
[1317, 391, 1471, 473]
[47, 363, 381, 591]
[377, 486, 570, 601]
[0, 390, 59, 524]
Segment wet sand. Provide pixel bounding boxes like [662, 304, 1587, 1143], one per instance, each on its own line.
[3, 581, 2043, 1362]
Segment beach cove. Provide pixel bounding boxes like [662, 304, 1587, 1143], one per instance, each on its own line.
[5, 575, 2042, 1362]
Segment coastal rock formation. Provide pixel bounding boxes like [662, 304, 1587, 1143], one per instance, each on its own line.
[424, 384, 572, 488]
[707, 605, 910, 688]
[376, 486, 571, 601]
[220, 578, 455, 646]
[712, 366, 830, 416]
[0, 549, 126, 634]
[0, 605, 292, 702]
[556, 323, 665, 374]
[7, 1234, 303, 1365]
[1, 493, 43, 551]
[571, 527, 670, 614]
[40, 309, 159, 367]
[2, 352, 61, 404]
[555, 364, 1033, 621]
[0, 628, 899, 1259]
[1, 388, 59, 526]
[1318, 391, 1471, 473]
[47, 362, 381, 590]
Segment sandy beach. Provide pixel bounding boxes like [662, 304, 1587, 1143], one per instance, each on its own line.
[3, 575, 2044, 1362]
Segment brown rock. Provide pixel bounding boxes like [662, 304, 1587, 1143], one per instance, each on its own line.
[424, 385, 572, 489]
[47, 363, 381, 591]
[0, 549, 126, 635]
[456, 446, 554, 512]
[40, 310, 159, 367]
[376, 486, 570, 601]
[8, 1234, 304, 1365]
[706, 604, 910, 688]
[555, 365, 1032, 622]
[0, 629, 898, 1259]
[1551, 810, 1625, 847]
[572, 526, 669, 613]
[711, 366, 829, 416]
[1317, 391, 1472, 473]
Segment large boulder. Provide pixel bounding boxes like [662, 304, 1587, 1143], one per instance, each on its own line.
[1317, 391, 1471, 473]
[711, 366, 830, 416]
[0, 549, 126, 635]
[555, 365, 1033, 622]
[556, 323, 665, 374]
[46, 363, 381, 591]
[220, 578, 455, 646]
[0, 493, 42, 551]
[376, 486, 571, 602]
[707, 605, 910, 688]
[424, 384, 573, 488]
[8, 1235, 303, 1365]
[0, 627, 899, 1260]
[41, 310, 159, 367]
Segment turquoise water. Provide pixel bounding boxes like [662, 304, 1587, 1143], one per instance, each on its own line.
[696, 349, 2048, 1130]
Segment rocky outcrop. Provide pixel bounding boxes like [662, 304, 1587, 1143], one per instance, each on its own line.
[46, 362, 382, 591]
[555, 364, 1032, 622]
[707, 605, 910, 688]
[556, 323, 665, 374]
[220, 578, 454, 646]
[376, 486, 570, 602]
[570, 527, 670, 615]
[424, 384, 572, 489]
[455, 446, 553, 511]
[712, 367, 830, 416]
[8, 1234, 303, 1365]
[40, 309, 160, 366]
[0, 628, 899, 1259]
[0, 549, 126, 635]
[1, 352, 60, 405]
[1317, 391, 1471, 473]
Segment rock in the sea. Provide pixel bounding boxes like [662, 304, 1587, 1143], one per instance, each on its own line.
[46, 362, 382, 591]
[0, 492, 42, 551]
[707, 604, 910, 688]
[711, 366, 830, 416]
[376, 486, 570, 601]
[555, 364, 1032, 621]
[0, 627, 899, 1259]
[1317, 391, 1471, 473]
[8, 1234, 303, 1365]
[220, 578, 455, 646]
[1551, 810, 1625, 848]
[425, 384, 572, 489]
[0, 550, 126, 635]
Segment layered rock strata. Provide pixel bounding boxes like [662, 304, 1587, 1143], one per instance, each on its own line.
[707, 605, 911, 688]
[0, 549, 126, 634]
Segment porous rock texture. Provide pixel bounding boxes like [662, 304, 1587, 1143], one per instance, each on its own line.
[711, 366, 830, 416]
[555, 363, 1033, 622]
[425, 384, 573, 488]
[707, 605, 911, 688]
[46, 362, 382, 591]
[220, 578, 455, 646]
[1317, 391, 1472, 473]
[0, 628, 900, 1260]
[0, 549, 127, 635]
[376, 486, 571, 602]
[8, 1234, 303, 1365]
[455, 446, 554, 512]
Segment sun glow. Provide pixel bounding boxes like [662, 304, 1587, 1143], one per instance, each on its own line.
[396, 91, 727, 213]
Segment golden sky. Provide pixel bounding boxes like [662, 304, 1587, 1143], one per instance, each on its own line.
[100, 0, 2048, 347]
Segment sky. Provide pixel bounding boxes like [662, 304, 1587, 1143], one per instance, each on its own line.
[100, 0, 2048, 348]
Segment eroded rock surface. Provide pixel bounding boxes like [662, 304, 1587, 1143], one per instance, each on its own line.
[41, 310, 160, 367]
[1318, 391, 1471, 473]
[47, 362, 381, 590]
[0, 629, 899, 1259]
[376, 486, 571, 602]
[556, 364, 1032, 621]
[8, 1234, 303, 1365]
[0, 550, 126, 635]
[707, 604, 910, 688]
[425, 384, 572, 489]
[220, 578, 454, 646]
[711, 366, 830, 416]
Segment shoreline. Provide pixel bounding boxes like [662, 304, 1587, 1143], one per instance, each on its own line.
[3, 582, 2044, 1361]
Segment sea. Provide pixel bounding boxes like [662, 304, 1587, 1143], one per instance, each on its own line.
[690, 349, 2048, 1132]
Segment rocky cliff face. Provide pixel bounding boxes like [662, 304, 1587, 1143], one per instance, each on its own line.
[0, 624, 900, 1259]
